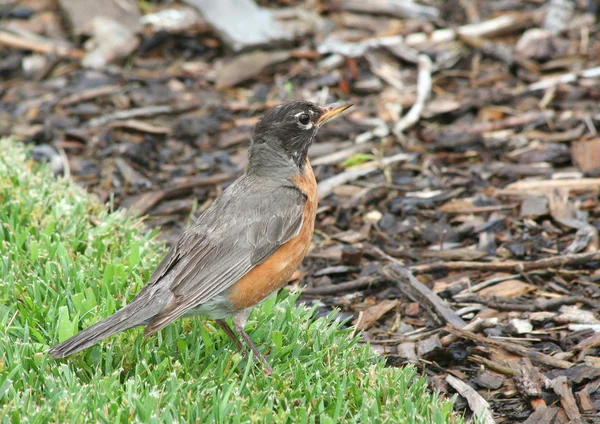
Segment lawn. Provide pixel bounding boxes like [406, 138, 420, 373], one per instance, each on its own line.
[0, 139, 460, 423]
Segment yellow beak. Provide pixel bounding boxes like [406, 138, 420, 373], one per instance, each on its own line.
[316, 101, 354, 126]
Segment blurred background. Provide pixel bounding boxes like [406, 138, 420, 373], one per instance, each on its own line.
[2, 0, 600, 421]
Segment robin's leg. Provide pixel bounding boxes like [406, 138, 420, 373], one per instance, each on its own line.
[232, 309, 273, 375]
[215, 319, 243, 350]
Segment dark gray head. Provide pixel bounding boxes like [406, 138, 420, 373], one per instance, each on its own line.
[249, 100, 353, 171]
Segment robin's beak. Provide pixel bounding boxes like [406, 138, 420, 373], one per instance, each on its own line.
[316, 101, 354, 126]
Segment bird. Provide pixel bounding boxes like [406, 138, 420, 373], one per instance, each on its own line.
[49, 100, 354, 373]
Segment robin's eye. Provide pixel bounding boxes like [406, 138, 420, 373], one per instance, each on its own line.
[298, 113, 310, 125]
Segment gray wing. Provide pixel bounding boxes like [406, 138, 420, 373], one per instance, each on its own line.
[142, 175, 305, 335]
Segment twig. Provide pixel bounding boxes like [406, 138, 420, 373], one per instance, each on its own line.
[462, 111, 552, 134]
[86, 104, 200, 128]
[383, 264, 466, 328]
[311, 143, 374, 166]
[58, 85, 122, 106]
[454, 274, 521, 298]
[0, 29, 83, 59]
[495, 178, 600, 197]
[129, 173, 236, 215]
[317, 153, 416, 199]
[456, 295, 600, 312]
[446, 375, 496, 424]
[440, 317, 499, 346]
[445, 326, 573, 369]
[441, 204, 519, 214]
[410, 251, 600, 274]
[394, 55, 432, 136]
[340, 0, 440, 20]
[404, 10, 542, 47]
[551, 376, 584, 424]
[302, 276, 389, 296]
[469, 355, 520, 376]
[526, 66, 600, 92]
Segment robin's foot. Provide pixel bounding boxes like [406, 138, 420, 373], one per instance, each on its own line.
[234, 323, 273, 376]
[231, 310, 273, 375]
[216, 319, 243, 350]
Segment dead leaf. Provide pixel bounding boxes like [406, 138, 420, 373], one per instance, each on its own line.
[478, 279, 535, 298]
[572, 138, 600, 173]
[354, 299, 399, 331]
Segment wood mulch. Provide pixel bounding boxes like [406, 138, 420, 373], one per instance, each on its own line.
[2, 0, 600, 421]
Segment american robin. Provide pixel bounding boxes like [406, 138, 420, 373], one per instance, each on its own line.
[49, 100, 354, 373]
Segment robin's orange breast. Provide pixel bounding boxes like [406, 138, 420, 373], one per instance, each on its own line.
[226, 159, 318, 310]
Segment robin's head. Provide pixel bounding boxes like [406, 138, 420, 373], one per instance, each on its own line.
[250, 100, 353, 170]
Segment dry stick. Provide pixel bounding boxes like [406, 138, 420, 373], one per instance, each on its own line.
[446, 375, 496, 424]
[341, 0, 440, 20]
[526, 66, 600, 92]
[393, 54, 432, 136]
[302, 276, 389, 296]
[495, 178, 600, 197]
[311, 143, 374, 166]
[130, 172, 235, 215]
[445, 326, 573, 369]
[58, 85, 122, 106]
[453, 274, 521, 298]
[440, 317, 499, 346]
[551, 376, 584, 424]
[461, 111, 552, 135]
[410, 251, 600, 274]
[457, 295, 600, 312]
[404, 9, 542, 47]
[383, 264, 466, 329]
[0, 30, 84, 59]
[469, 355, 520, 376]
[86, 104, 200, 128]
[317, 152, 416, 199]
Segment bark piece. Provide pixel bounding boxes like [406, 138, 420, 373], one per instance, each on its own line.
[184, 0, 292, 52]
[446, 375, 496, 424]
[58, 0, 141, 35]
[551, 376, 583, 424]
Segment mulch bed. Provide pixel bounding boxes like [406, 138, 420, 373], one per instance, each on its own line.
[2, 0, 600, 421]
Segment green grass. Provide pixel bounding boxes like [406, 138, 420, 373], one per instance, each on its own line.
[0, 139, 461, 423]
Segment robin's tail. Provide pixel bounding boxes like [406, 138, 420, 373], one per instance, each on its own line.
[48, 287, 170, 358]
[48, 305, 138, 358]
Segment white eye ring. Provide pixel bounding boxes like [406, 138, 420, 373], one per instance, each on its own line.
[295, 112, 313, 129]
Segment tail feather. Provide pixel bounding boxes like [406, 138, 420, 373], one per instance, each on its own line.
[49, 280, 173, 358]
[48, 307, 140, 358]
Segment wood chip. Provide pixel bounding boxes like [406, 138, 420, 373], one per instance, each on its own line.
[571, 138, 600, 173]
[215, 50, 291, 89]
[473, 370, 505, 390]
[496, 179, 600, 197]
[551, 376, 583, 424]
[354, 299, 399, 331]
[478, 280, 535, 298]
[58, 0, 141, 35]
[446, 326, 573, 369]
[446, 375, 496, 424]
[384, 264, 466, 328]
[184, 0, 291, 52]
[522, 407, 559, 424]
[416, 335, 442, 357]
[397, 342, 418, 362]
[110, 120, 171, 134]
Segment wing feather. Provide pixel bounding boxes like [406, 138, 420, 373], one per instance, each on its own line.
[143, 175, 306, 334]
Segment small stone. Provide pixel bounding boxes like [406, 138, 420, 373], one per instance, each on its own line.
[416, 336, 441, 357]
[507, 319, 533, 334]
[341, 246, 363, 266]
[397, 342, 417, 363]
[405, 302, 420, 317]
[363, 210, 383, 225]
[520, 196, 549, 218]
